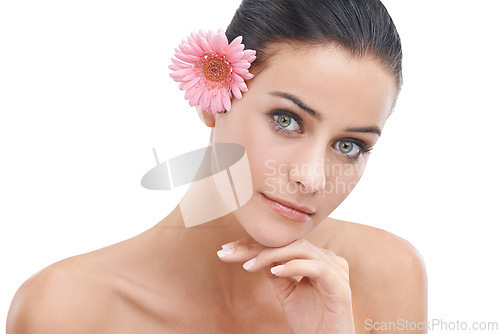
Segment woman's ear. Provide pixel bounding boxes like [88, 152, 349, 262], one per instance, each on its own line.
[196, 106, 215, 128]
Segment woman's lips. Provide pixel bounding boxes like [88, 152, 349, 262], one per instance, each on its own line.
[260, 193, 313, 223]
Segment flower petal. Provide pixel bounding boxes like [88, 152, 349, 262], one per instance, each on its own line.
[181, 42, 204, 57]
[199, 29, 209, 39]
[243, 49, 257, 61]
[207, 30, 217, 51]
[183, 72, 197, 81]
[171, 58, 190, 67]
[215, 91, 224, 112]
[205, 88, 216, 112]
[236, 81, 248, 93]
[189, 87, 203, 106]
[170, 68, 194, 79]
[232, 73, 244, 83]
[226, 50, 245, 63]
[227, 36, 243, 50]
[199, 35, 212, 53]
[184, 86, 198, 100]
[227, 41, 245, 54]
[230, 82, 242, 99]
[175, 53, 201, 63]
[216, 32, 228, 53]
[221, 88, 231, 112]
[189, 42, 205, 57]
[200, 88, 210, 109]
[168, 64, 182, 71]
[184, 76, 201, 90]
[178, 42, 190, 55]
[237, 69, 254, 80]
[192, 31, 209, 51]
[232, 61, 251, 69]
[189, 32, 200, 46]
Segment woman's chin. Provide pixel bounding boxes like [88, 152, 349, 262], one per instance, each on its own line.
[250, 233, 298, 248]
[234, 202, 315, 248]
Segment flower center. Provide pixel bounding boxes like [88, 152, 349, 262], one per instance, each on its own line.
[200, 55, 231, 84]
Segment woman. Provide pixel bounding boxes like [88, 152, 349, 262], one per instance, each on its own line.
[7, 0, 427, 333]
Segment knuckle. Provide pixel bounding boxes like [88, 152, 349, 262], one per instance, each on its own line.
[258, 247, 272, 259]
[296, 238, 312, 249]
[317, 261, 330, 275]
[337, 256, 349, 270]
[247, 243, 261, 252]
[323, 249, 338, 259]
[255, 248, 273, 263]
[324, 248, 336, 256]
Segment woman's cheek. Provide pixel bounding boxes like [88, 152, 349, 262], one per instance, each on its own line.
[248, 140, 286, 186]
[320, 166, 361, 202]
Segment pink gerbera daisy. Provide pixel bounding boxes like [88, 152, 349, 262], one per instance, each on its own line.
[169, 29, 257, 114]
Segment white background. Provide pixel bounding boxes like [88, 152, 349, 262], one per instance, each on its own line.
[1, 0, 499, 331]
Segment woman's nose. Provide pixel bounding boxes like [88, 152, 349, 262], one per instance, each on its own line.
[288, 150, 326, 194]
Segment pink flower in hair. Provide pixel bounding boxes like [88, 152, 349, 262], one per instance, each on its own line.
[169, 29, 257, 114]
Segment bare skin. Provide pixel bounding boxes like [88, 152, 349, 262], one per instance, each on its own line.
[6, 212, 426, 334]
[7, 45, 427, 333]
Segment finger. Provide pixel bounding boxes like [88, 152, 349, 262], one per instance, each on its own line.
[265, 268, 299, 303]
[270, 259, 350, 298]
[319, 248, 350, 276]
[220, 236, 257, 248]
[242, 239, 333, 272]
[216, 238, 266, 263]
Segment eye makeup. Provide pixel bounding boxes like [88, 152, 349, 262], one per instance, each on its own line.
[265, 108, 374, 163]
[267, 109, 304, 135]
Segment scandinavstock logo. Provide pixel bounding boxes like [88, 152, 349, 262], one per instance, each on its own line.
[263, 159, 365, 197]
[141, 144, 247, 191]
[141, 144, 253, 228]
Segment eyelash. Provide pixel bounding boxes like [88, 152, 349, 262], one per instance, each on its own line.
[267, 109, 373, 163]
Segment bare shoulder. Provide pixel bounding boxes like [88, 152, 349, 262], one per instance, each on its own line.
[6, 254, 115, 334]
[324, 217, 427, 329]
[322, 217, 425, 261]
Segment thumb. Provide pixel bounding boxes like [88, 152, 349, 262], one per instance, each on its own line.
[261, 264, 299, 303]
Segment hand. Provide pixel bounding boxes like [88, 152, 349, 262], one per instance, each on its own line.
[217, 238, 355, 334]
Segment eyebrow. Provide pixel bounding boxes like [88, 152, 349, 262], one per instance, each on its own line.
[269, 91, 323, 121]
[269, 90, 382, 137]
[345, 126, 382, 136]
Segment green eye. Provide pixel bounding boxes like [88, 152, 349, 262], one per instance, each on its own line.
[277, 115, 291, 127]
[333, 138, 373, 163]
[337, 140, 360, 156]
[272, 112, 301, 133]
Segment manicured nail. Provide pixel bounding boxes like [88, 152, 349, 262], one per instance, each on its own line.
[243, 257, 256, 270]
[221, 241, 239, 250]
[270, 264, 284, 275]
[217, 248, 235, 257]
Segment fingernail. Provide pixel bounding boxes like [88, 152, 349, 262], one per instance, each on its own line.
[270, 264, 284, 275]
[221, 241, 239, 250]
[217, 248, 235, 257]
[243, 257, 256, 270]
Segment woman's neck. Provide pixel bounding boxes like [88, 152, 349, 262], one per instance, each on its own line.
[151, 203, 278, 314]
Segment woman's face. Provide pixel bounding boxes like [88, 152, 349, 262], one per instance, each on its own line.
[210, 44, 397, 247]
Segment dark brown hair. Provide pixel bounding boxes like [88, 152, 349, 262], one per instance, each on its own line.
[226, 0, 403, 93]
